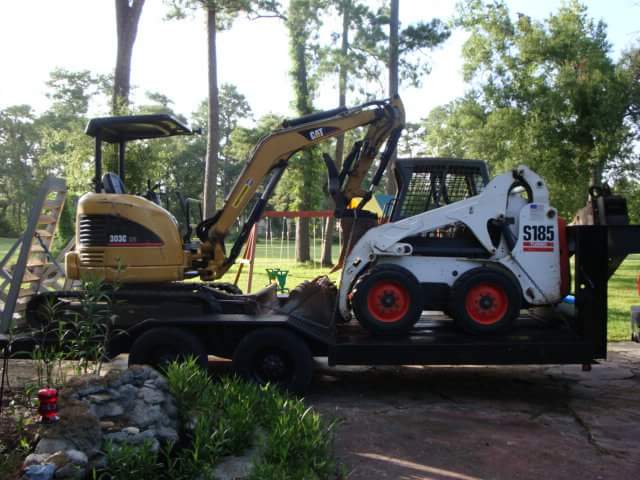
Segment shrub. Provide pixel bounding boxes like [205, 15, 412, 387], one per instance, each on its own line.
[95, 440, 161, 480]
[165, 360, 336, 479]
[251, 388, 335, 480]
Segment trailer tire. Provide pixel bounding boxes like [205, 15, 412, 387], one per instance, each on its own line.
[351, 264, 423, 336]
[449, 267, 521, 335]
[128, 327, 208, 370]
[233, 328, 313, 395]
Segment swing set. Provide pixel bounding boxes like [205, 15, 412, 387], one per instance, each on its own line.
[233, 210, 336, 294]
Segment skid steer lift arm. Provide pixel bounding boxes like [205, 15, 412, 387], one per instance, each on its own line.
[196, 96, 405, 280]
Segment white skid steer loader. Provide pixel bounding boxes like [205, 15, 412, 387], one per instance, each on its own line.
[339, 164, 570, 336]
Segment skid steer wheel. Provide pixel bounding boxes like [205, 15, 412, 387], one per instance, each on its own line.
[449, 267, 521, 335]
[233, 328, 313, 395]
[351, 264, 422, 336]
[128, 327, 208, 371]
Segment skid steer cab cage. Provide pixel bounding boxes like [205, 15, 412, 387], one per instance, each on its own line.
[85, 114, 194, 193]
[390, 158, 490, 221]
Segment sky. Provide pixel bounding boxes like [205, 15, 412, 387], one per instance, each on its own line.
[0, 0, 638, 124]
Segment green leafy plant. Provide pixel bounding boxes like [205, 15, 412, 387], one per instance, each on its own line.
[251, 386, 336, 480]
[94, 440, 162, 480]
[24, 297, 70, 387]
[25, 277, 123, 387]
[66, 278, 120, 376]
[165, 359, 336, 479]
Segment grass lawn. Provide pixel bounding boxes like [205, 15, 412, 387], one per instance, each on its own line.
[218, 239, 340, 293]
[2, 236, 637, 341]
[606, 254, 639, 341]
[0, 237, 16, 260]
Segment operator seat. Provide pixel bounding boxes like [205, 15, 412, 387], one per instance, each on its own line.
[102, 172, 126, 194]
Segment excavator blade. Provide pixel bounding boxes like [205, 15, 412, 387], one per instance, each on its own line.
[279, 276, 340, 327]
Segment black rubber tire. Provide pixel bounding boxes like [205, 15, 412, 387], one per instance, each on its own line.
[128, 327, 208, 370]
[233, 328, 313, 395]
[448, 266, 521, 335]
[209, 282, 243, 295]
[351, 264, 423, 336]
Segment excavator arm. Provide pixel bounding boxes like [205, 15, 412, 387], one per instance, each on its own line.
[197, 95, 405, 280]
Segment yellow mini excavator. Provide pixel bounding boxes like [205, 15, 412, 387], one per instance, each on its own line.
[65, 97, 405, 284]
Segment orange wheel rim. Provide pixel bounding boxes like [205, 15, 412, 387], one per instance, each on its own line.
[366, 280, 410, 323]
[464, 282, 508, 325]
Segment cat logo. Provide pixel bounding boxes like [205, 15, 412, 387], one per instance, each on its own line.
[309, 128, 324, 140]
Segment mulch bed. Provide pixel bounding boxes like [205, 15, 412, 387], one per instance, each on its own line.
[0, 387, 41, 480]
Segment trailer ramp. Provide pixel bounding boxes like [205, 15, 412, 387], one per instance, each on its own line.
[0, 177, 73, 334]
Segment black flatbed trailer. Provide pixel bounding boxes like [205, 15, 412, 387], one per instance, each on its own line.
[2, 225, 638, 393]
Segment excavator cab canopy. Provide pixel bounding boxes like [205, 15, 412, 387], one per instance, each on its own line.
[85, 114, 194, 193]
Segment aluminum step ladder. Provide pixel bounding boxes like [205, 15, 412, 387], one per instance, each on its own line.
[0, 177, 73, 333]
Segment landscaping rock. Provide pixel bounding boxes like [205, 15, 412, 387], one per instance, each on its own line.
[139, 385, 165, 404]
[43, 451, 68, 469]
[211, 445, 261, 480]
[130, 402, 163, 428]
[26, 366, 179, 478]
[93, 401, 124, 419]
[64, 450, 87, 466]
[23, 454, 49, 467]
[86, 393, 112, 404]
[54, 462, 85, 480]
[34, 439, 74, 455]
[22, 464, 56, 480]
[156, 426, 179, 444]
[121, 426, 140, 435]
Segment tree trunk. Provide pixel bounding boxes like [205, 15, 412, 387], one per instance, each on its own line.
[289, 5, 314, 263]
[385, 0, 399, 195]
[320, 0, 350, 267]
[112, 0, 145, 114]
[296, 216, 311, 263]
[203, 6, 220, 218]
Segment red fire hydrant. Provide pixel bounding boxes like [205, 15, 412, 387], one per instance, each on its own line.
[38, 388, 59, 423]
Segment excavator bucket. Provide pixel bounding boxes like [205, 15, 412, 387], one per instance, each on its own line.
[279, 276, 340, 327]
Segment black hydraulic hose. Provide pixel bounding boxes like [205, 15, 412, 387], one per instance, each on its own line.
[500, 222, 517, 252]
[281, 106, 348, 128]
[338, 141, 363, 185]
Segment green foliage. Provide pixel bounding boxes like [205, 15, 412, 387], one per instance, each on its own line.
[0, 105, 41, 232]
[26, 279, 120, 387]
[251, 393, 335, 480]
[164, 360, 336, 479]
[423, 1, 637, 217]
[38, 69, 106, 196]
[97, 440, 163, 479]
[164, 356, 213, 414]
[166, 360, 258, 457]
[164, 0, 281, 30]
[0, 216, 18, 237]
[318, 1, 450, 95]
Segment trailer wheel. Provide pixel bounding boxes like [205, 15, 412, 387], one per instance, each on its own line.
[449, 267, 521, 335]
[233, 328, 313, 395]
[351, 264, 422, 336]
[128, 327, 208, 370]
